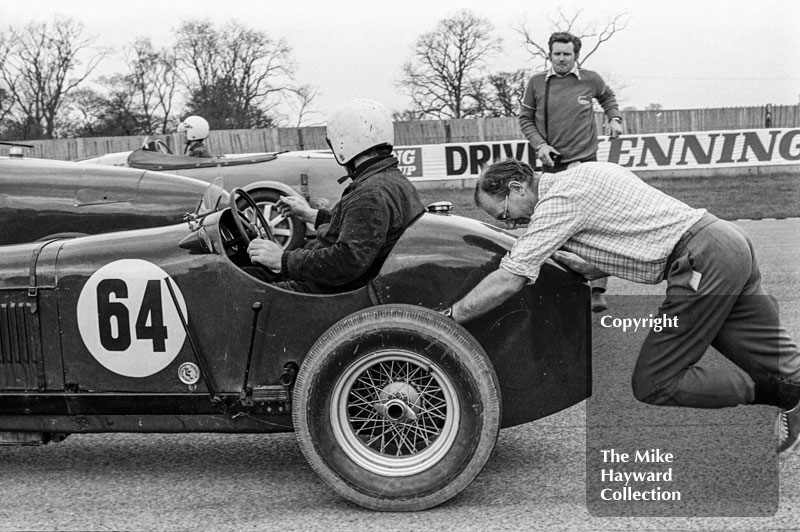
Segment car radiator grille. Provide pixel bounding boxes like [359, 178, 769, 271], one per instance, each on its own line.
[0, 302, 43, 390]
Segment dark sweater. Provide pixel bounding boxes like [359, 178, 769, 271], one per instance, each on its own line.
[519, 68, 621, 164]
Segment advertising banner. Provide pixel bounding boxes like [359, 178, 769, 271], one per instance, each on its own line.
[395, 128, 800, 181]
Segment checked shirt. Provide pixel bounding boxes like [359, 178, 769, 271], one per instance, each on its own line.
[500, 162, 706, 284]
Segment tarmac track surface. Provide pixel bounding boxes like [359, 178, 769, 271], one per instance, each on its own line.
[0, 219, 798, 532]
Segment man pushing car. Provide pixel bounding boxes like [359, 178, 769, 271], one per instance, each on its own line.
[441, 158, 800, 459]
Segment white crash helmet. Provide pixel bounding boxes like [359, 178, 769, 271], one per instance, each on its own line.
[326, 99, 393, 165]
[177, 115, 210, 141]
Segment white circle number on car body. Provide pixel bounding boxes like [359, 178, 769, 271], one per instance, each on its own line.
[77, 259, 188, 378]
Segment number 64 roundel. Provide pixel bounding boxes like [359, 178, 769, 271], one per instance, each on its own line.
[77, 259, 188, 378]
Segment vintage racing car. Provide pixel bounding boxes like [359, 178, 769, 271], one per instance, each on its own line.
[81, 139, 345, 250]
[0, 154, 215, 246]
[0, 180, 591, 511]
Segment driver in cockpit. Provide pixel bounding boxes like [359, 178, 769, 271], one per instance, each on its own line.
[177, 115, 212, 158]
[246, 99, 424, 293]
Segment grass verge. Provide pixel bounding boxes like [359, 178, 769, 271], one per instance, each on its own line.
[417, 173, 800, 224]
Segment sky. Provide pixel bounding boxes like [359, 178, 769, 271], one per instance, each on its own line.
[1, 0, 799, 124]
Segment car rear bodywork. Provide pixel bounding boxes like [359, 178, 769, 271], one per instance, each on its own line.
[83, 148, 345, 212]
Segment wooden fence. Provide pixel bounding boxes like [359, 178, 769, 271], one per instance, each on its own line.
[3, 104, 798, 161]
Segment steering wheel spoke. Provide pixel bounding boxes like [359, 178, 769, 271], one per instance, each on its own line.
[230, 189, 276, 246]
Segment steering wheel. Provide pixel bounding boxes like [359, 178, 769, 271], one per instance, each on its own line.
[230, 188, 276, 245]
[140, 136, 172, 154]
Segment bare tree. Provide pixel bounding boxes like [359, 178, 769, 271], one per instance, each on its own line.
[0, 16, 107, 139]
[127, 38, 179, 134]
[392, 109, 422, 122]
[175, 19, 295, 129]
[62, 86, 109, 137]
[287, 84, 323, 127]
[63, 74, 143, 137]
[98, 73, 145, 134]
[469, 69, 530, 117]
[57, 38, 176, 138]
[516, 8, 630, 70]
[397, 10, 502, 119]
[0, 32, 12, 127]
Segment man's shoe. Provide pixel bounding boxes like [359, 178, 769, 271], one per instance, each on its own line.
[776, 402, 800, 459]
[591, 291, 608, 313]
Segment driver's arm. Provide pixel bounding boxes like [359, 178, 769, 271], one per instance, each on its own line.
[281, 188, 390, 287]
[314, 209, 332, 228]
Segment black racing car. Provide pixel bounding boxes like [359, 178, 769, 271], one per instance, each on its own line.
[0, 181, 591, 511]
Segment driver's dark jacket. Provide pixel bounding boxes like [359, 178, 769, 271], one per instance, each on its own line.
[185, 140, 211, 158]
[280, 155, 424, 293]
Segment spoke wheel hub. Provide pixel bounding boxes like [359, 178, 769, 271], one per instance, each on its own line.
[331, 350, 460, 476]
[374, 382, 421, 422]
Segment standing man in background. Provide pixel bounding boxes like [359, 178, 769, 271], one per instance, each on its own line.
[519, 31, 623, 312]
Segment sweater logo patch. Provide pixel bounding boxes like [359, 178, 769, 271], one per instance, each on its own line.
[577, 96, 592, 106]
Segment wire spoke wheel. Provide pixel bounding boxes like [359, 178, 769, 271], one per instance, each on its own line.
[332, 350, 459, 476]
[293, 304, 500, 511]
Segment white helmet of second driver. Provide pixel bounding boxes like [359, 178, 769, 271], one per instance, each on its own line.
[177, 115, 210, 141]
[326, 99, 393, 165]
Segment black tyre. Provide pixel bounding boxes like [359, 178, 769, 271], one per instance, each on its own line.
[293, 304, 501, 511]
[241, 188, 306, 250]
